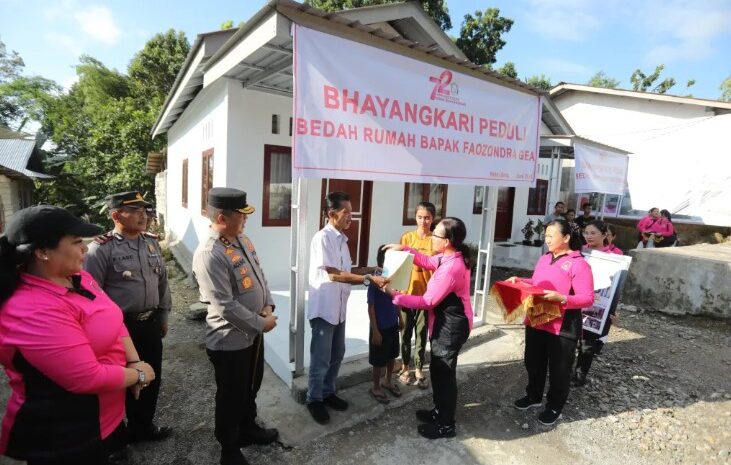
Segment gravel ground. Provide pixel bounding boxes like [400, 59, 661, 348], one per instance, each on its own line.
[0, 264, 729, 465]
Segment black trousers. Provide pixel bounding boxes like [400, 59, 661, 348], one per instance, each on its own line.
[576, 319, 612, 375]
[524, 326, 578, 413]
[124, 314, 164, 433]
[430, 350, 460, 425]
[206, 337, 264, 451]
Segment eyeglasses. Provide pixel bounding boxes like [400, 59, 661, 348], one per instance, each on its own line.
[433, 233, 446, 239]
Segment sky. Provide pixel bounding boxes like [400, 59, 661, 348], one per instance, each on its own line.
[0, 0, 730, 100]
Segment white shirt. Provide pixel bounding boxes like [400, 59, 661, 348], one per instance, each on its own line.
[308, 223, 352, 324]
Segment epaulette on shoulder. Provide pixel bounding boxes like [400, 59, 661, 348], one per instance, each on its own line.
[93, 231, 115, 246]
[143, 231, 160, 240]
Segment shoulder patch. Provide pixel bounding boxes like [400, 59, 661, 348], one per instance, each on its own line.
[143, 231, 159, 240]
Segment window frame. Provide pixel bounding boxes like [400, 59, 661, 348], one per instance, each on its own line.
[181, 158, 188, 208]
[262, 144, 292, 227]
[402, 183, 448, 226]
[201, 148, 214, 216]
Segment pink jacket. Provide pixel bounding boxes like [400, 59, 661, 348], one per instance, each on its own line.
[392, 249, 473, 337]
[519, 251, 594, 336]
[646, 218, 674, 236]
[0, 271, 128, 453]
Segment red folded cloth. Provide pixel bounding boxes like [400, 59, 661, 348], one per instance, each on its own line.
[490, 280, 562, 326]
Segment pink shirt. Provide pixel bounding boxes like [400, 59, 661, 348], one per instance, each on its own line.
[392, 249, 473, 337]
[646, 218, 673, 236]
[583, 244, 624, 255]
[520, 251, 594, 336]
[0, 271, 127, 453]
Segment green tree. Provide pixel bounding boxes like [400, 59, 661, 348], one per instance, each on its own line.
[628, 64, 687, 94]
[37, 32, 190, 224]
[128, 29, 190, 111]
[306, 0, 451, 30]
[220, 20, 234, 30]
[720, 75, 731, 102]
[496, 61, 517, 79]
[455, 8, 512, 67]
[525, 74, 552, 92]
[587, 70, 620, 89]
[0, 39, 24, 82]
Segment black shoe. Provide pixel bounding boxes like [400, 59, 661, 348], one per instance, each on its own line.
[415, 408, 439, 424]
[307, 402, 330, 425]
[538, 408, 562, 426]
[220, 448, 249, 465]
[572, 370, 587, 387]
[417, 422, 456, 439]
[127, 424, 173, 443]
[513, 396, 542, 410]
[239, 422, 279, 446]
[323, 394, 349, 411]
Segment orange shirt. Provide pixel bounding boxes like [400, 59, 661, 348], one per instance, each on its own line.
[400, 230, 435, 296]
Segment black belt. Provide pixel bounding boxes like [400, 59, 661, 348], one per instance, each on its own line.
[125, 309, 158, 322]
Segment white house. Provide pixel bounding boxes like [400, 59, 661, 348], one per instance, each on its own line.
[549, 83, 731, 227]
[151, 0, 573, 385]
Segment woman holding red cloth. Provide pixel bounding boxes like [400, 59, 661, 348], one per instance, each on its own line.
[383, 217, 473, 440]
[510, 219, 594, 425]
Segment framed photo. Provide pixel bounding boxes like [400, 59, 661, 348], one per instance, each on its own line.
[473, 186, 485, 214]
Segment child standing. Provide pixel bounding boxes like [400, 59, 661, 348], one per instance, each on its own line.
[368, 246, 403, 404]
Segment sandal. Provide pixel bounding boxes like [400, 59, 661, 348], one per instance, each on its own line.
[398, 371, 414, 385]
[369, 388, 390, 404]
[381, 382, 402, 398]
[414, 376, 429, 390]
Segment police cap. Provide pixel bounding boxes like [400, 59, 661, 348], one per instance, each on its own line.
[208, 187, 255, 214]
[106, 191, 152, 210]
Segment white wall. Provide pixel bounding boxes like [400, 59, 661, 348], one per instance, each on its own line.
[554, 92, 713, 151]
[165, 79, 229, 260]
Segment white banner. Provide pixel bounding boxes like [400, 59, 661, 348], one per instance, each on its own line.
[292, 25, 541, 187]
[583, 250, 632, 336]
[574, 142, 629, 195]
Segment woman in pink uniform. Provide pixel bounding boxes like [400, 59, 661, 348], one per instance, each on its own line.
[0, 206, 155, 465]
[583, 220, 624, 255]
[574, 220, 623, 386]
[510, 219, 594, 426]
[383, 217, 473, 440]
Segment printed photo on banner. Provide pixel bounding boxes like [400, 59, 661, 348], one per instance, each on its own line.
[582, 250, 632, 335]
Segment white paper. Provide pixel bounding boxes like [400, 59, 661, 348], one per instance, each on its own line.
[381, 250, 414, 292]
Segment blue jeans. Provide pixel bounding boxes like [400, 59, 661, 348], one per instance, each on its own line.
[306, 317, 346, 403]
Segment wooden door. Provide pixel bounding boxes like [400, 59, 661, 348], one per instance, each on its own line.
[495, 187, 515, 241]
[320, 179, 373, 267]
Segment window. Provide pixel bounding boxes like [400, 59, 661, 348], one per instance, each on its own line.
[526, 179, 548, 215]
[403, 183, 447, 225]
[201, 149, 214, 216]
[182, 159, 188, 208]
[271, 114, 280, 134]
[473, 186, 485, 214]
[263, 145, 292, 226]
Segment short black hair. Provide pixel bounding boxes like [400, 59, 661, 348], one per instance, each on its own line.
[555, 201, 565, 207]
[324, 191, 350, 217]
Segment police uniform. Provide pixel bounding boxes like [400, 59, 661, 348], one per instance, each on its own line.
[84, 191, 172, 442]
[191, 188, 278, 464]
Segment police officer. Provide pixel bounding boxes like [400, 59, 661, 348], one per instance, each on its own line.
[84, 191, 173, 445]
[192, 188, 278, 465]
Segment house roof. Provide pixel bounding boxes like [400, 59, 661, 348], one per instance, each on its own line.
[153, 0, 547, 137]
[550, 83, 731, 114]
[0, 139, 53, 180]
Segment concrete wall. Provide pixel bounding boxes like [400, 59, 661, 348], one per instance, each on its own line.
[624, 243, 731, 319]
[0, 175, 33, 232]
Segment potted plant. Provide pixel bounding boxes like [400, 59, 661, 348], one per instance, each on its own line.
[533, 219, 545, 246]
[521, 220, 535, 245]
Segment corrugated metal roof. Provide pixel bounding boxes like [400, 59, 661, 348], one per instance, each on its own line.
[0, 139, 53, 180]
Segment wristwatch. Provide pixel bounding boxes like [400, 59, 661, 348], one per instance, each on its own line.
[135, 368, 146, 385]
[363, 274, 372, 287]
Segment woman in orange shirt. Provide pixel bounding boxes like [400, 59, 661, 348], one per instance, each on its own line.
[397, 202, 436, 388]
